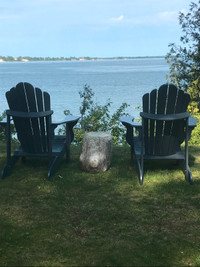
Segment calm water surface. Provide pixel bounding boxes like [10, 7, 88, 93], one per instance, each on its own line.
[0, 58, 169, 120]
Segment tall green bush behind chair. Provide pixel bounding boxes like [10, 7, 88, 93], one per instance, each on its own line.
[120, 84, 197, 185]
[2, 82, 79, 179]
[0, 115, 8, 150]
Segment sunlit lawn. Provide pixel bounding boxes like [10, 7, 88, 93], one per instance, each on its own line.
[0, 144, 200, 266]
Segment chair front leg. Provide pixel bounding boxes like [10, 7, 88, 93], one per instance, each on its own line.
[185, 118, 193, 184]
[65, 123, 71, 163]
[1, 115, 12, 178]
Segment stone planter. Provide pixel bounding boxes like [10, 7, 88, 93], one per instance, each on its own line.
[80, 132, 112, 173]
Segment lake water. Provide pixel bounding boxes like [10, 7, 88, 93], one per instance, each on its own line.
[0, 58, 169, 120]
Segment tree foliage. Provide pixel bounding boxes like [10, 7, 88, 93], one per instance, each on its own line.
[166, 1, 200, 99]
[166, 1, 200, 144]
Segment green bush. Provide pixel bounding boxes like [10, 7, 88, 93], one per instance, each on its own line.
[0, 110, 6, 141]
[189, 118, 200, 145]
[64, 84, 130, 144]
[187, 80, 200, 145]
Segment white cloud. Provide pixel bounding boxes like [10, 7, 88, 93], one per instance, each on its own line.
[109, 15, 124, 24]
[121, 10, 180, 27]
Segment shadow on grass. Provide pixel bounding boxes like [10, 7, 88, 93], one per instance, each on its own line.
[0, 145, 200, 266]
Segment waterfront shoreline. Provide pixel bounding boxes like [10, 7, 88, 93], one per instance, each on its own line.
[0, 56, 165, 63]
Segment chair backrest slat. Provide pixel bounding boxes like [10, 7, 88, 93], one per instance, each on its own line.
[44, 92, 51, 111]
[164, 84, 178, 136]
[35, 88, 47, 152]
[155, 85, 168, 155]
[143, 93, 149, 154]
[149, 89, 157, 154]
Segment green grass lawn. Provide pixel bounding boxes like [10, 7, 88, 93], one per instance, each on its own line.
[0, 144, 200, 266]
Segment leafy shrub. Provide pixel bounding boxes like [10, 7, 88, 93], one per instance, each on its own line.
[64, 84, 130, 144]
[0, 110, 6, 141]
[187, 80, 200, 145]
[0, 111, 17, 143]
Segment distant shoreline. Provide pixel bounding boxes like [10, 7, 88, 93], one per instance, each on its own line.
[0, 56, 165, 62]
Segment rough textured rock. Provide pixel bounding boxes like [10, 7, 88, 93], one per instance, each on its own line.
[80, 132, 112, 173]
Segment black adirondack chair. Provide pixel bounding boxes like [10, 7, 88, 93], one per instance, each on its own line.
[120, 84, 197, 185]
[2, 82, 79, 179]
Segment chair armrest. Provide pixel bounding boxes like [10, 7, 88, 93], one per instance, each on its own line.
[6, 110, 53, 118]
[52, 115, 80, 143]
[140, 112, 190, 121]
[52, 115, 80, 126]
[188, 116, 197, 128]
[120, 116, 142, 146]
[120, 116, 141, 128]
[188, 116, 198, 140]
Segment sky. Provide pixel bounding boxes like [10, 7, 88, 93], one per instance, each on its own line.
[0, 0, 193, 57]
